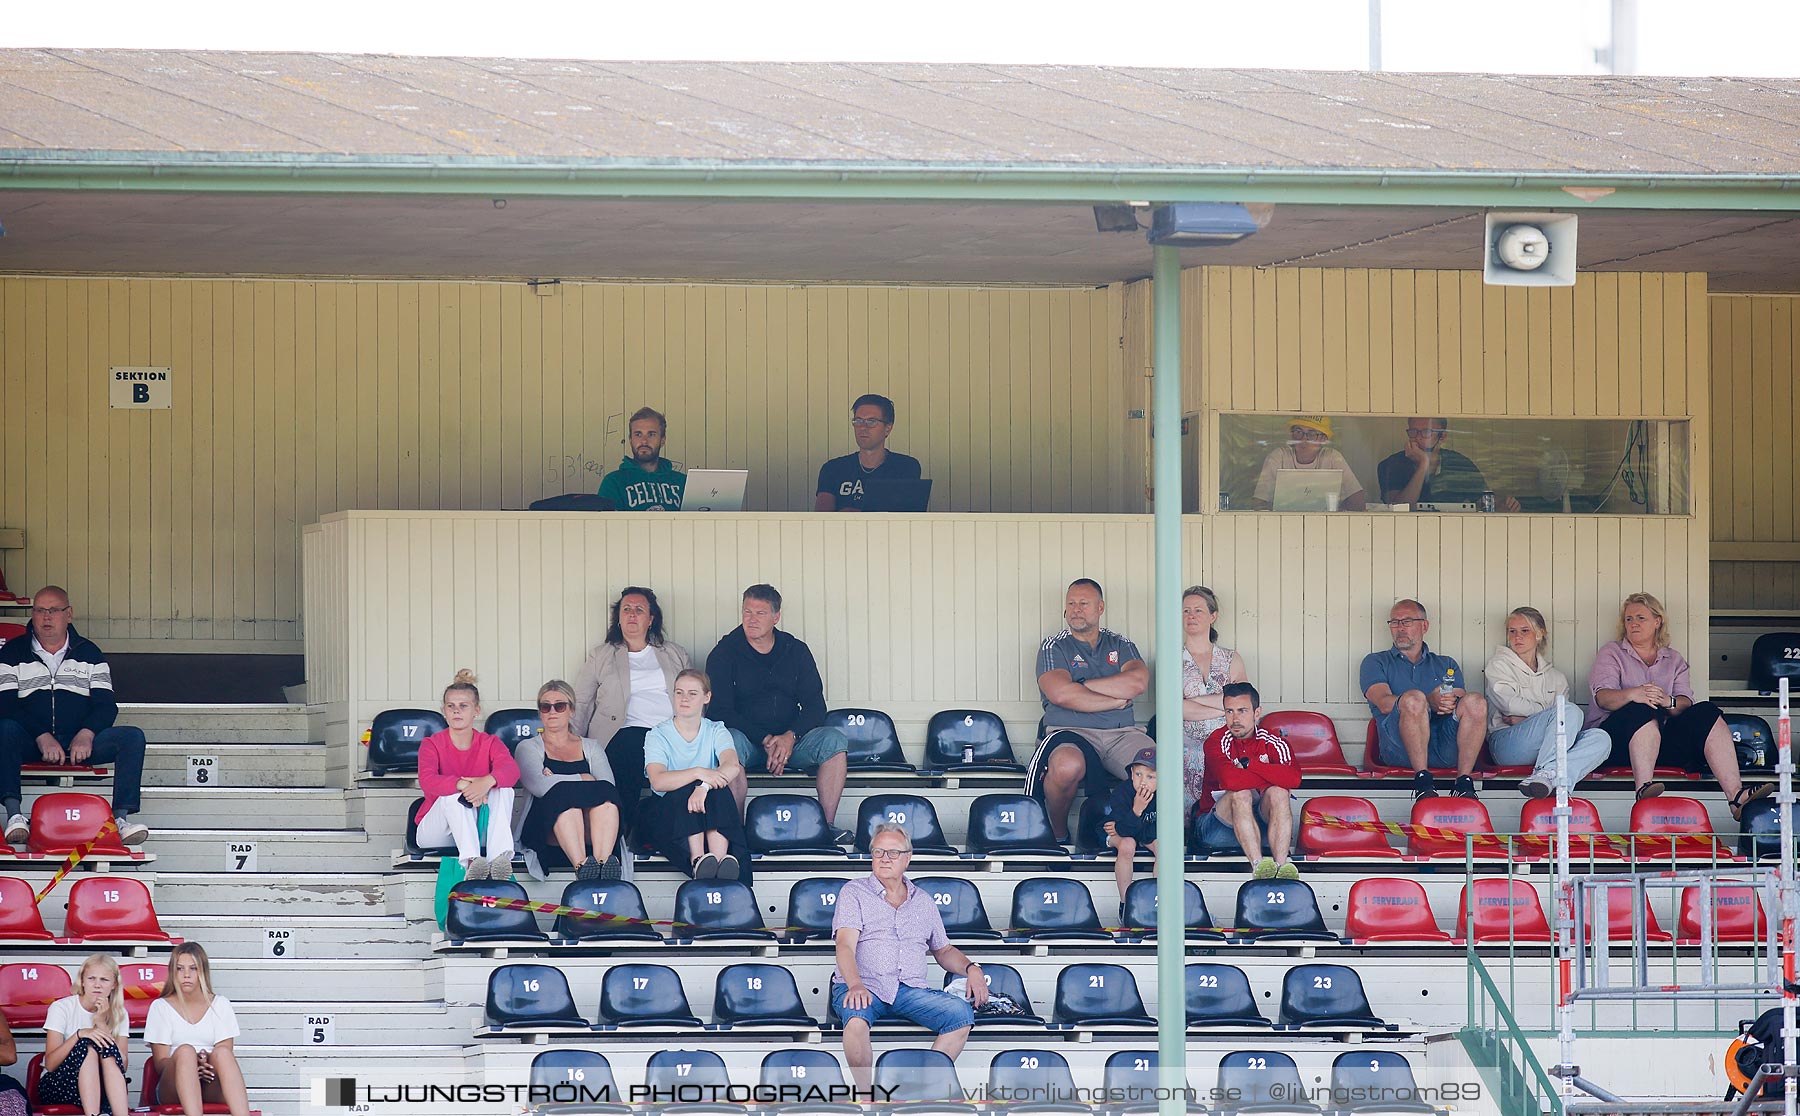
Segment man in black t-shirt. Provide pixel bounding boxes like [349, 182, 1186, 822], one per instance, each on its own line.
[1377, 416, 1521, 510]
[814, 394, 922, 511]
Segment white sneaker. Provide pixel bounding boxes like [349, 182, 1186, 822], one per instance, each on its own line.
[116, 818, 150, 845]
[3, 814, 26, 844]
[464, 856, 490, 881]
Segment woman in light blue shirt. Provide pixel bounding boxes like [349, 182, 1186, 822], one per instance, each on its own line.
[640, 668, 752, 882]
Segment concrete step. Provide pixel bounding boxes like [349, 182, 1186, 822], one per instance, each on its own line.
[233, 1000, 474, 1045]
[117, 702, 314, 744]
[145, 742, 328, 787]
[159, 912, 431, 958]
[140, 827, 382, 873]
[211, 957, 429, 1003]
[150, 872, 400, 917]
[138, 786, 349, 828]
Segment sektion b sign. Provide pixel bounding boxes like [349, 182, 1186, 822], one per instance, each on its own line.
[109, 367, 173, 409]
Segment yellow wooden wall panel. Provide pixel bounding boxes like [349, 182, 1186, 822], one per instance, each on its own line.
[309, 509, 1703, 755]
[0, 276, 1123, 649]
[1709, 293, 1800, 609]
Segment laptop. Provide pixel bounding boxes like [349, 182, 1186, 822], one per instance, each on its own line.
[860, 479, 933, 512]
[679, 469, 749, 512]
[1271, 469, 1341, 512]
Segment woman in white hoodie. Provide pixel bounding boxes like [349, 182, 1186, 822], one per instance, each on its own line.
[1484, 606, 1612, 799]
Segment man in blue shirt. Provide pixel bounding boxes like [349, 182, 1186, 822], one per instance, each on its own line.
[1359, 599, 1488, 801]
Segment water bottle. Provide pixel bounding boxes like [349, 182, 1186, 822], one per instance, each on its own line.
[962, 744, 975, 765]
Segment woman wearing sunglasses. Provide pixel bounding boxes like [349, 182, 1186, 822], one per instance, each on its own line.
[515, 679, 624, 880]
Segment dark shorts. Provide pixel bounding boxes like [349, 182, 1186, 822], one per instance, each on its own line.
[1597, 700, 1722, 773]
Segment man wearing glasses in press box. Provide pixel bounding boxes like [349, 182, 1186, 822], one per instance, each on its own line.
[814, 394, 922, 512]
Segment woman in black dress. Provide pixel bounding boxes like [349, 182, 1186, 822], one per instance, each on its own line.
[515, 680, 624, 879]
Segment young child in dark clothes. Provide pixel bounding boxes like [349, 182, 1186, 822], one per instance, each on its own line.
[1103, 747, 1160, 919]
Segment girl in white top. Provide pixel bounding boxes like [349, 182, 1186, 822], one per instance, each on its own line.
[1484, 606, 1613, 799]
[39, 953, 130, 1116]
[145, 943, 250, 1116]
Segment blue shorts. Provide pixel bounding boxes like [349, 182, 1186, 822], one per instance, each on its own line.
[830, 980, 974, 1034]
[1193, 792, 1270, 852]
[730, 726, 849, 774]
[1374, 703, 1461, 768]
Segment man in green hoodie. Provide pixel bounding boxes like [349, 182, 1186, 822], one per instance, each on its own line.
[597, 407, 688, 510]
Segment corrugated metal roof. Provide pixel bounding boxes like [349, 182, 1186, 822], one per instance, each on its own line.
[3, 49, 1799, 174]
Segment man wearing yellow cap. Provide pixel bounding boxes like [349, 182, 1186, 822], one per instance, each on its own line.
[1251, 417, 1366, 511]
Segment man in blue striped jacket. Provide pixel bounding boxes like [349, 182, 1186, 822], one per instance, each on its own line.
[1, 585, 148, 845]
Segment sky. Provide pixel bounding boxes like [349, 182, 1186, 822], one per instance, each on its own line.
[3, 0, 1797, 76]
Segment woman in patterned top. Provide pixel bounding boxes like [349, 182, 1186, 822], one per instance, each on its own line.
[1179, 586, 1248, 814]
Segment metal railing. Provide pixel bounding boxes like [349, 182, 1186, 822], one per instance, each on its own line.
[1464, 949, 1563, 1116]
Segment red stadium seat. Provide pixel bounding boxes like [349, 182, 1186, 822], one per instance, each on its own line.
[1584, 886, 1672, 943]
[1407, 798, 1510, 860]
[0, 961, 71, 1027]
[140, 1049, 252, 1114]
[121, 961, 167, 1028]
[29, 792, 129, 856]
[1626, 796, 1737, 862]
[1361, 721, 1455, 778]
[1298, 796, 1401, 859]
[1476, 745, 1532, 777]
[1677, 883, 1768, 944]
[1457, 879, 1553, 943]
[63, 876, 171, 944]
[0, 877, 54, 941]
[1518, 797, 1624, 860]
[0, 623, 24, 640]
[1344, 878, 1451, 943]
[1259, 711, 1355, 775]
[26, 1053, 83, 1115]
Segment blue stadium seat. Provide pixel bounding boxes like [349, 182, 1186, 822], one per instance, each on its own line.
[747, 793, 845, 857]
[1277, 964, 1387, 1030]
[915, 876, 1003, 941]
[643, 1050, 738, 1116]
[1750, 633, 1800, 693]
[711, 963, 819, 1029]
[445, 879, 546, 945]
[1008, 877, 1112, 941]
[760, 1049, 858, 1116]
[1186, 963, 1270, 1029]
[1216, 1050, 1320, 1114]
[529, 1049, 629, 1115]
[368, 708, 446, 775]
[1329, 1051, 1434, 1115]
[1102, 1051, 1206, 1116]
[596, 964, 701, 1029]
[824, 708, 915, 773]
[1121, 879, 1224, 941]
[484, 963, 589, 1031]
[404, 796, 456, 857]
[987, 1049, 1087, 1114]
[1727, 713, 1776, 773]
[785, 877, 852, 942]
[967, 794, 1068, 857]
[555, 879, 663, 943]
[1738, 796, 1798, 861]
[1051, 963, 1152, 1027]
[946, 962, 1044, 1027]
[484, 707, 543, 753]
[1076, 794, 1117, 853]
[854, 794, 957, 855]
[875, 1049, 975, 1110]
[925, 709, 1024, 774]
[672, 879, 775, 941]
[1234, 879, 1338, 943]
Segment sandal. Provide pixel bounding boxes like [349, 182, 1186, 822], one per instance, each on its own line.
[1731, 783, 1774, 821]
[1634, 781, 1665, 802]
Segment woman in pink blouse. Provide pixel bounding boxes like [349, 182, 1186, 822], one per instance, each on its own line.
[1585, 593, 1770, 816]
[414, 669, 522, 880]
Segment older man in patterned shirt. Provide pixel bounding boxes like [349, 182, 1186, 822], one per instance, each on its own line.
[831, 823, 988, 1090]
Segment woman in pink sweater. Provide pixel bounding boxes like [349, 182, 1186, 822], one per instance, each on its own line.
[414, 669, 521, 880]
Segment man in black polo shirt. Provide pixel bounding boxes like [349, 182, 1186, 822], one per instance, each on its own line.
[814, 394, 922, 511]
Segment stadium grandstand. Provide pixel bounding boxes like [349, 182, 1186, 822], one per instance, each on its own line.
[3, 49, 1800, 1116]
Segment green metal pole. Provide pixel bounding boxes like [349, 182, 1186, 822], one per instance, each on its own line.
[1152, 241, 1186, 1115]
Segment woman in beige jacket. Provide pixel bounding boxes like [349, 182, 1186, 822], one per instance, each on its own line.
[1484, 606, 1611, 799]
[571, 587, 691, 831]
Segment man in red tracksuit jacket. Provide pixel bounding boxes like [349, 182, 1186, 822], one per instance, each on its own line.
[1193, 681, 1301, 879]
